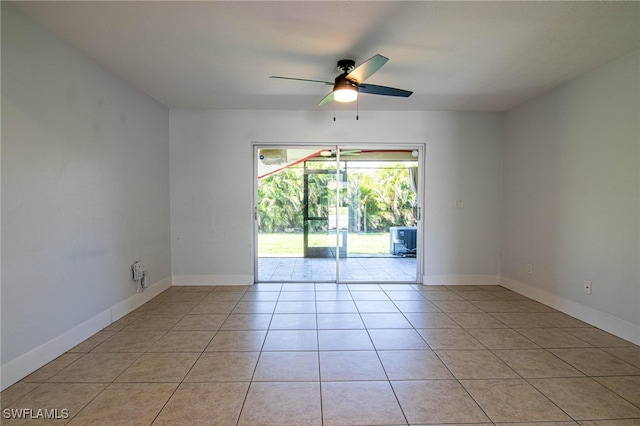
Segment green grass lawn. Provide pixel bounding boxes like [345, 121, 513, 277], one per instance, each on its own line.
[258, 232, 389, 256]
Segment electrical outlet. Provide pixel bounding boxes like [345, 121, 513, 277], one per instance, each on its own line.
[584, 280, 592, 295]
[455, 199, 464, 209]
[526, 263, 533, 275]
[132, 261, 144, 282]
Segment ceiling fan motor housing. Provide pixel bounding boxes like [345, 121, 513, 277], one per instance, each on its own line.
[337, 59, 356, 74]
[334, 75, 359, 90]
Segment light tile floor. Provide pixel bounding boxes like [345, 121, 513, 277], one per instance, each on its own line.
[3, 284, 640, 425]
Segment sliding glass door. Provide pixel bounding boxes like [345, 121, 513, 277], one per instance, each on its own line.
[254, 145, 422, 283]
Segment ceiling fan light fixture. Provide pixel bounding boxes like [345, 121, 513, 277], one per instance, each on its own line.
[334, 88, 358, 103]
[333, 77, 358, 103]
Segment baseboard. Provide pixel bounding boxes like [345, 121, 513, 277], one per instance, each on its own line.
[172, 274, 254, 286]
[110, 276, 173, 322]
[500, 276, 640, 345]
[0, 276, 173, 391]
[421, 274, 501, 286]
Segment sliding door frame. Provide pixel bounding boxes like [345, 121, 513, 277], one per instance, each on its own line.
[252, 142, 425, 284]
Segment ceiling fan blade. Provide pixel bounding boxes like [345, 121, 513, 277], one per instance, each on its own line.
[270, 76, 333, 85]
[358, 83, 413, 97]
[346, 54, 388, 83]
[318, 91, 335, 106]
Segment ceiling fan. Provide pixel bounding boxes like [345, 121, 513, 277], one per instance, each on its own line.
[271, 54, 413, 106]
[319, 148, 361, 158]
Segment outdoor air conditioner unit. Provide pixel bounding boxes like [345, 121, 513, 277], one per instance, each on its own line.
[389, 226, 417, 256]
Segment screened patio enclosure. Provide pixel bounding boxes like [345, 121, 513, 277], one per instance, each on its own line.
[254, 145, 422, 283]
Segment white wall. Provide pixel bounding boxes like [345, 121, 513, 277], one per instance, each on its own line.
[169, 109, 503, 285]
[1, 5, 171, 388]
[501, 50, 640, 342]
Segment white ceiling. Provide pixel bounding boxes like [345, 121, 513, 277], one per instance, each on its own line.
[11, 1, 640, 112]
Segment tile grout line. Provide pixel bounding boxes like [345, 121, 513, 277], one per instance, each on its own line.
[401, 289, 497, 425]
[57, 311, 161, 423]
[375, 284, 414, 426]
[439, 288, 605, 424]
[234, 283, 279, 426]
[314, 282, 325, 426]
[349, 282, 411, 426]
[151, 285, 223, 426]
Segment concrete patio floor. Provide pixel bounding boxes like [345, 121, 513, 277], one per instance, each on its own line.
[257, 256, 418, 283]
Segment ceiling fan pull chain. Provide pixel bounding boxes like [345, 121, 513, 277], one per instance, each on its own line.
[356, 97, 359, 121]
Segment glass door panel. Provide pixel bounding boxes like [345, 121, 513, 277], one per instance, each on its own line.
[256, 147, 337, 282]
[337, 150, 419, 282]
